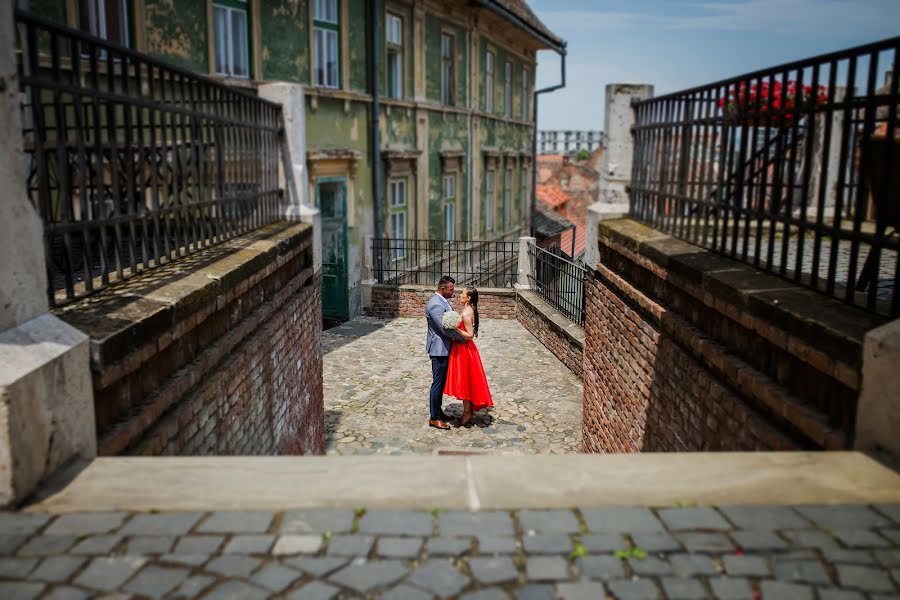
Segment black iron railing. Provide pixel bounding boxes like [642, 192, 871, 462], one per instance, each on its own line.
[630, 36, 900, 317]
[527, 243, 586, 326]
[16, 10, 284, 306]
[372, 239, 519, 288]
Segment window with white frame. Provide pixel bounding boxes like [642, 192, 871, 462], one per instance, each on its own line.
[390, 178, 407, 259]
[313, 0, 339, 88]
[79, 0, 129, 46]
[504, 61, 512, 117]
[441, 33, 455, 105]
[443, 174, 456, 240]
[485, 51, 494, 113]
[521, 67, 529, 120]
[503, 167, 512, 227]
[485, 170, 495, 232]
[213, 0, 250, 78]
[386, 13, 403, 99]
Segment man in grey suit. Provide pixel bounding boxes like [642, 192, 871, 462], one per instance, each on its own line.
[425, 276, 465, 429]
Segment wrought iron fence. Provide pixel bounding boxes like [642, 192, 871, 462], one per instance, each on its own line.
[372, 239, 519, 288]
[527, 243, 586, 326]
[630, 36, 900, 317]
[16, 10, 284, 306]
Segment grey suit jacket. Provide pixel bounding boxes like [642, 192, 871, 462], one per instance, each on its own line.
[425, 293, 463, 357]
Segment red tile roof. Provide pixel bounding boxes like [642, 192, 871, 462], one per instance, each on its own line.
[536, 184, 571, 210]
[560, 218, 586, 259]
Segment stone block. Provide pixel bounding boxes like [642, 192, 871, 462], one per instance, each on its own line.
[468, 556, 519, 584]
[327, 560, 409, 593]
[405, 559, 469, 597]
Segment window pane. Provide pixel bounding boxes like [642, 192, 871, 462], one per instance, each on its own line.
[214, 6, 228, 75]
[315, 0, 338, 23]
[327, 30, 338, 87]
[104, 0, 127, 45]
[386, 14, 402, 45]
[314, 28, 324, 85]
[388, 50, 401, 98]
[231, 9, 248, 77]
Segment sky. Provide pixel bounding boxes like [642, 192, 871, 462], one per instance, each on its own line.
[531, 0, 900, 131]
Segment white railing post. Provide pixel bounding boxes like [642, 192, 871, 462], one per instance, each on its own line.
[516, 236, 536, 290]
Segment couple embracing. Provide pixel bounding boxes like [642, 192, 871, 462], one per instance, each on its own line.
[425, 276, 494, 429]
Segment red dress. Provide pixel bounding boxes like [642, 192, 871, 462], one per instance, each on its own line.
[444, 321, 494, 411]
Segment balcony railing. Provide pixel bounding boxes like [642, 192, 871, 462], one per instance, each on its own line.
[630, 36, 900, 317]
[372, 238, 519, 288]
[527, 243, 587, 326]
[16, 10, 284, 306]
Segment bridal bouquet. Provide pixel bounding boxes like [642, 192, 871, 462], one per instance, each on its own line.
[441, 311, 461, 330]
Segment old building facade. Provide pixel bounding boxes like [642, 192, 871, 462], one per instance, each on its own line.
[29, 0, 564, 321]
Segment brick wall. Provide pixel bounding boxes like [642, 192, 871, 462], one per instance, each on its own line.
[365, 284, 516, 319]
[581, 219, 880, 454]
[516, 291, 584, 379]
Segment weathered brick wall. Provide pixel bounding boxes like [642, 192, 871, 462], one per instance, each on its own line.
[62, 223, 324, 457]
[515, 291, 584, 379]
[365, 285, 516, 319]
[582, 219, 879, 454]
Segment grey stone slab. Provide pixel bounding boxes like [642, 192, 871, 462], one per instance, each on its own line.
[74, 556, 148, 591]
[723, 554, 769, 577]
[439, 512, 514, 536]
[222, 535, 275, 554]
[459, 591, 511, 600]
[709, 577, 753, 600]
[773, 559, 831, 584]
[328, 560, 409, 593]
[44, 513, 127, 536]
[676, 531, 734, 552]
[173, 534, 224, 554]
[477, 536, 519, 554]
[281, 556, 348, 577]
[880, 528, 900, 544]
[661, 577, 707, 600]
[0, 513, 50, 536]
[124, 535, 174, 554]
[816, 589, 865, 600]
[326, 534, 374, 557]
[119, 513, 203, 536]
[27, 556, 85, 582]
[719, 505, 810, 529]
[832, 528, 892, 548]
[659, 507, 731, 531]
[469, 556, 519, 584]
[173, 575, 215, 598]
[0, 557, 38, 578]
[781, 529, 838, 549]
[836, 563, 897, 592]
[579, 508, 664, 533]
[272, 534, 322, 555]
[250, 562, 302, 592]
[43, 586, 92, 600]
[17, 536, 77, 557]
[759, 580, 814, 600]
[576, 555, 625, 580]
[819, 548, 876, 565]
[123, 565, 190, 599]
[555, 580, 607, 600]
[69, 535, 121, 555]
[159, 554, 209, 567]
[0, 582, 44, 600]
[628, 556, 673, 576]
[795, 505, 891, 530]
[579, 533, 624, 553]
[518, 510, 581, 534]
[358, 510, 433, 536]
[378, 536, 424, 558]
[522, 534, 571, 554]
[426, 536, 472, 556]
[874, 504, 900, 525]
[381, 583, 434, 600]
[203, 580, 269, 600]
[874, 549, 900, 568]
[731, 530, 788, 551]
[285, 580, 340, 600]
[196, 511, 274, 534]
[669, 553, 719, 577]
[280, 509, 356, 534]
[515, 584, 555, 600]
[406, 558, 469, 597]
[606, 578, 659, 600]
[629, 530, 681, 553]
[0, 535, 27, 555]
[205, 555, 262, 578]
[525, 556, 570, 581]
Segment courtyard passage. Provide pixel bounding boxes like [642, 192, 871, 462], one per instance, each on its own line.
[323, 317, 583, 455]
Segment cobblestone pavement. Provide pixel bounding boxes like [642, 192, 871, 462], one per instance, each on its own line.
[322, 318, 583, 456]
[0, 504, 898, 598]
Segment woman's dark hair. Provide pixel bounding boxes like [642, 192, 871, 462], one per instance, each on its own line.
[468, 287, 480, 337]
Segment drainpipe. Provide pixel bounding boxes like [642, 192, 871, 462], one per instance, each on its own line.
[368, 0, 383, 246]
[531, 46, 567, 237]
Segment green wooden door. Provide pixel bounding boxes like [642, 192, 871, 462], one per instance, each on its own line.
[318, 179, 348, 323]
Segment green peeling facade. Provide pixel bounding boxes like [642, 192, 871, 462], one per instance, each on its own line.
[33, 0, 561, 321]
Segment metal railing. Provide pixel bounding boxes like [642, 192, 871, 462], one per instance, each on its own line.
[527, 243, 587, 326]
[16, 10, 284, 306]
[372, 238, 519, 288]
[630, 36, 900, 317]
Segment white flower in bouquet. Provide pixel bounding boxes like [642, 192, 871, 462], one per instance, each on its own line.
[441, 311, 461, 330]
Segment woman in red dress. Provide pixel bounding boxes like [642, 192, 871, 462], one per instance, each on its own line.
[444, 287, 494, 426]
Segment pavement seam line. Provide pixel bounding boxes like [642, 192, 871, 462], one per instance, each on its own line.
[466, 458, 481, 511]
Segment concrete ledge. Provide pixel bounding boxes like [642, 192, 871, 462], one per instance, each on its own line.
[857, 317, 900, 460]
[27, 452, 900, 513]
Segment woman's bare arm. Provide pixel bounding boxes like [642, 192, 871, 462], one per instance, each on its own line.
[456, 308, 475, 341]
